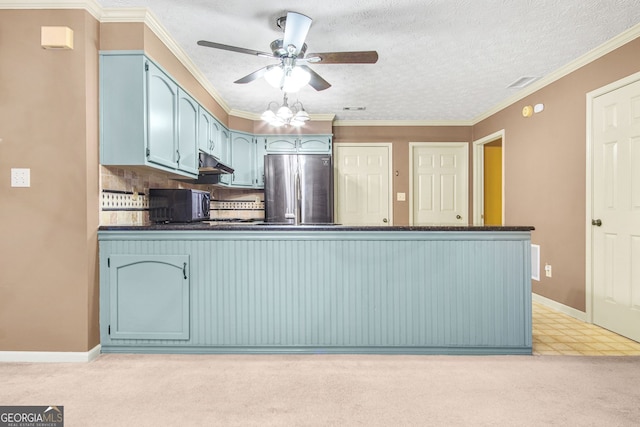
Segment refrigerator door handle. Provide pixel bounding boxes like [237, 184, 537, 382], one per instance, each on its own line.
[295, 169, 301, 225]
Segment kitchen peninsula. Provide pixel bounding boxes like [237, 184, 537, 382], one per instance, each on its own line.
[98, 225, 534, 355]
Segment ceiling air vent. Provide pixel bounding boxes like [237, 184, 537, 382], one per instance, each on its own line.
[507, 76, 540, 89]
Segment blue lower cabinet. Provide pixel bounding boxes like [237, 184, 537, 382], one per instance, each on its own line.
[107, 254, 190, 341]
[99, 230, 532, 354]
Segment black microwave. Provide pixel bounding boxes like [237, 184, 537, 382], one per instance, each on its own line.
[149, 189, 210, 223]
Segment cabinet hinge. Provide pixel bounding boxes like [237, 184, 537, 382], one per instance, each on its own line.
[146, 147, 150, 157]
[107, 257, 110, 268]
[145, 62, 149, 71]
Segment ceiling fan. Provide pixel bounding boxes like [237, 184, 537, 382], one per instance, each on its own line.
[197, 11, 378, 92]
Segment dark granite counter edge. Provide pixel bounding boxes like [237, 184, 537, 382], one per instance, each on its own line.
[99, 224, 535, 232]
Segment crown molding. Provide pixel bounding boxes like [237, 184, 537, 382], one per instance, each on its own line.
[0, 0, 102, 19]
[334, 120, 473, 127]
[230, 110, 336, 122]
[471, 21, 640, 125]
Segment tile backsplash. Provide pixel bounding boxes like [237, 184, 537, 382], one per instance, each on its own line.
[100, 166, 264, 226]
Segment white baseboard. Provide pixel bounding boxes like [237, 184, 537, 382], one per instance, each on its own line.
[532, 293, 587, 322]
[0, 344, 101, 363]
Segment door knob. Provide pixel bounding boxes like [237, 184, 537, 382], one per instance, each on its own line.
[383, 218, 388, 223]
[592, 219, 602, 227]
[456, 215, 462, 220]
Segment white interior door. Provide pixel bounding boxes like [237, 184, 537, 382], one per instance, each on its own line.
[591, 77, 640, 342]
[334, 144, 392, 226]
[410, 142, 468, 225]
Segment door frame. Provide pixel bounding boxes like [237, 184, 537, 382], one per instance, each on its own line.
[472, 130, 505, 226]
[585, 71, 640, 323]
[333, 142, 394, 225]
[409, 142, 468, 225]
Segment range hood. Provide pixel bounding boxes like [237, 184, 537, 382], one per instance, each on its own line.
[174, 152, 234, 185]
[198, 151, 234, 175]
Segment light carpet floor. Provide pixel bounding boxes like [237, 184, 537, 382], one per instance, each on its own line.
[2, 353, 640, 426]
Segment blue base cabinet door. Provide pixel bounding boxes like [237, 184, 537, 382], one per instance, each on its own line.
[108, 254, 190, 340]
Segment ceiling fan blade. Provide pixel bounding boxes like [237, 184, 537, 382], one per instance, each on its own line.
[299, 65, 331, 91]
[305, 51, 379, 64]
[197, 40, 274, 58]
[282, 12, 312, 56]
[234, 66, 273, 84]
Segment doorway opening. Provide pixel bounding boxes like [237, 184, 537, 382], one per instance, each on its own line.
[473, 130, 505, 225]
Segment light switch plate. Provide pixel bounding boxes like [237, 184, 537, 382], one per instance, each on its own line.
[11, 168, 30, 187]
[397, 192, 406, 201]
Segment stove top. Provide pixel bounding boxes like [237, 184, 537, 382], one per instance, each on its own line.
[204, 218, 264, 224]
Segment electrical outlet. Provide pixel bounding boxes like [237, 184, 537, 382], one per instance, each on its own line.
[545, 264, 552, 278]
[11, 168, 30, 187]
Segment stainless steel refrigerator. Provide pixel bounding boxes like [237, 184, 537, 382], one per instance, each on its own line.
[264, 154, 334, 225]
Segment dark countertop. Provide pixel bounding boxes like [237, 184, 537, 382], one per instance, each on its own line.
[99, 223, 535, 232]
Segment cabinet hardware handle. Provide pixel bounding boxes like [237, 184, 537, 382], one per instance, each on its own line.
[383, 218, 388, 223]
[592, 219, 602, 227]
[456, 215, 462, 219]
[183, 262, 187, 279]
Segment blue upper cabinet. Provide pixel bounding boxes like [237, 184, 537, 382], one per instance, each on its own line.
[298, 136, 332, 153]
[262, 135, 332, 154]
[229, 131, 256, 187]
[211, 118, 223, 160]
[100, 52, 201, 178]
[197, 106, 213, 155]
[255, 137, 267, 188]
[219, 127, 232, 185]
[100, 52, 332, 184]
[198, 106, 224, 160]
[177, 89, 199, 175]
[146, 62, 178, 169]
[263, 136, 298, 152]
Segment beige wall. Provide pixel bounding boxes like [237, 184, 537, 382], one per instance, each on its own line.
[0, 9, 100, 351]
[333, 126, 473, 225]
[473, 37, 640, 311]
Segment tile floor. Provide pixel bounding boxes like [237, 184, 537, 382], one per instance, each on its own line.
[533, 301, 640, 355]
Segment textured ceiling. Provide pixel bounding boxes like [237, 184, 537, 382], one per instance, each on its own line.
[97, 0, 640, 122]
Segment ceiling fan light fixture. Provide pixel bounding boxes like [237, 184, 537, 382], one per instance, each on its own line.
[281, 66, 310, 92]
[295, 111, 310, 122]
[262, 95, 310, 127]
[264, 64, 310, 93]
[260, 109, 277, 122]
[277, 105, 293, 120]
[264, 66, 284, 88]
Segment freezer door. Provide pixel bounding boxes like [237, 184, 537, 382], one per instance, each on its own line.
[299, 155, 334, 224]
[264, 154, 296, 224]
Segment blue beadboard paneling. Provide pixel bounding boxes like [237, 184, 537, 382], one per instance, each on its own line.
[99, 230, 532, 354]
